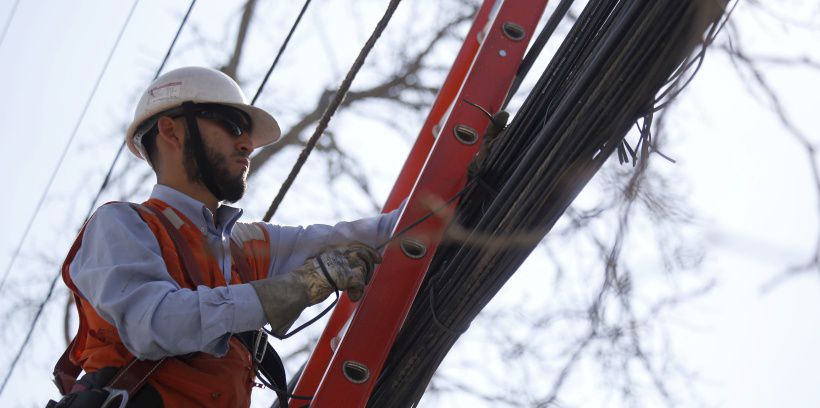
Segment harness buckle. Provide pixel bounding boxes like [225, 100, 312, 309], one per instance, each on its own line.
[101, 387, 129, 408]
[253, 329, 268, 364]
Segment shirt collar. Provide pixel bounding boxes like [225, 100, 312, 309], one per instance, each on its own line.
[149, 184, 243, 236]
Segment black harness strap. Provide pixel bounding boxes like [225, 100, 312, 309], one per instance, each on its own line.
[53, 203, 287, 406]
[229, 240, 288, 403]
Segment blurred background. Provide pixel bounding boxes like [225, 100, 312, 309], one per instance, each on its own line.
[0, 0, 817, 406]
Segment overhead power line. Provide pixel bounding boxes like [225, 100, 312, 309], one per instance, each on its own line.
[82, 0, 197, 228]
[370, 0, 734, 403]
[0, 0, 199, 399]
[252, 0, 312, 104]
[0, 0, 20, 49]
[87, 0, 312, 220]
[0, 0, 141, 293]
[1, 0, 395, 399]
[262, 0, 404, 222]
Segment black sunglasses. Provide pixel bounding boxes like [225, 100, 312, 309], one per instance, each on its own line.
[191, 104, 252, 137]
[136, 103, 252, 141]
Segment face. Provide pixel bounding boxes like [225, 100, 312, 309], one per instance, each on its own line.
[182, 113, 253, 203]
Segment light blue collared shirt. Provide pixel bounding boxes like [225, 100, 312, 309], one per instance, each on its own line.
[69, 184, 398, 360]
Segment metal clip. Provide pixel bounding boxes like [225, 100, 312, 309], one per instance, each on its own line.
[253, 329, 268, 364]
[101, 387, 129, 408]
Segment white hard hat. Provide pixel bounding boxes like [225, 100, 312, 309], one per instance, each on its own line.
[125, 66, 280, 160]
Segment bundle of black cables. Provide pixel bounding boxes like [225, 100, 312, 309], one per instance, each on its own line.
[368, 0, 730, 405]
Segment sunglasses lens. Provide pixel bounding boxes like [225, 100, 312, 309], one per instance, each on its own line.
[220, 118, 242, 136]
[198, 106, 251, 136]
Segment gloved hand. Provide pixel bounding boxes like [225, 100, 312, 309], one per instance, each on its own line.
[312, 243, 381, 302]
[249, 243, 382, 336]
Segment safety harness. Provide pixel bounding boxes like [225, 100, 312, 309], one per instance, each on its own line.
[49, 203, 287, 407]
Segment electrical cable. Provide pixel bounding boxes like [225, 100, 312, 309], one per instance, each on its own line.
[49, 0, 319, 403]
[269, 361, 307, 408]
[369, 1, 730, 405]
[261, 181, 469, 407]
[0, 0, 141, 293]
[0, 0, 20, 50]
[262, 0, 403, 222]
[502, 0, 575, 109]
[82, 0, 197, 232]
[0, 0, 142, 398]
[0, 1, 202, 400]
[91, 0, 312, 212]
[2, 0, 314, 401]
[251, 0, 312, 105]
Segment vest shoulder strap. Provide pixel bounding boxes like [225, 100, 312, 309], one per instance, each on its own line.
[130, 203, 206, 287]
[55, 202, 197, 396]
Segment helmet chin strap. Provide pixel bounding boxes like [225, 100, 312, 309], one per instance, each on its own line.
[182, 102, 225, 202]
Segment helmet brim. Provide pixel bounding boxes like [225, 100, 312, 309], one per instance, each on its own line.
[125, 103, 281, 160]
[224, 103, 281, 150]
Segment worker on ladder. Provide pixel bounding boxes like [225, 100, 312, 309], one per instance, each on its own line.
[48, 66, 396, 408]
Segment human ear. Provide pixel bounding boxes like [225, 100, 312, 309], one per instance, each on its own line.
[156, 116, 183, 150]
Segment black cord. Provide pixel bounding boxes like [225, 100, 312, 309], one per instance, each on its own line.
[502, 0, 576, 110]
[78, 1, 197, 227]
[268, 256, 340, 340]
[262, 0, 404, 222]
[259, 180, 473, 407]
[256, 363, 313, 401]
[376, 179, 474, 251]
[262, 178, 473, 339]
[251, 0, 313, 105]
[0, 0, 145, 293]
[267, 181, 470, 339]
[0, 0, 144, 398]
[0, 0, 20, 49]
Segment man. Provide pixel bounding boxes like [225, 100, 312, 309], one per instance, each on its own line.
[51, 67, 397, 407]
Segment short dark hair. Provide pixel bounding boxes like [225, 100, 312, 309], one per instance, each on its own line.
[141, 129, 159, 166]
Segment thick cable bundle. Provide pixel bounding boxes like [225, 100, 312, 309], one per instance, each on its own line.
[369, 0, 728, 405]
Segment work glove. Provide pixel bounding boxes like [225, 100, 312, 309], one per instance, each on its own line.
[249, 243, 382, 336]
[311, 243, 381, 302]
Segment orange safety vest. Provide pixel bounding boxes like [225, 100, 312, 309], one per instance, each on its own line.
[59, 199, 272, 407]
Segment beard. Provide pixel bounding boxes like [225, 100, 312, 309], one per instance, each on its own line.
[183, 138, 248, 203]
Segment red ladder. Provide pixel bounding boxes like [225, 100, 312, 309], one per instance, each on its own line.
[291, 1, 550, 406]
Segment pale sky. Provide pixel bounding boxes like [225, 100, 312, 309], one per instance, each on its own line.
[0, 1, 818, 407]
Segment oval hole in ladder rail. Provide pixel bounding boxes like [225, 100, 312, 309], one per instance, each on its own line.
[502, 22, 526, 41]
[453, 124, 478, 145]
[400, 238, 427, 259]
[342, 361, 370, 384]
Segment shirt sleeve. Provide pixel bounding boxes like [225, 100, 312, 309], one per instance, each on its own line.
[69, 203, 267, 360]
[262, 208, 401, 278]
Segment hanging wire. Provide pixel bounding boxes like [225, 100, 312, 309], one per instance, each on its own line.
[651, 0, 739, 112]
[0, 0, 142, 293]
[0, 0, 143, 397]
[0, 0, 343, 402]
[0, 0, 202, 399]
[80, 0, 197, 229]
[251, 0, 312, 105]
[262, 0, 404, 222]
[370, 0, 732, 403]
[502, 0, 576, 110]
[0, 0, 20, 49]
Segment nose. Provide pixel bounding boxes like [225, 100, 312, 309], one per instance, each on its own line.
[235, 132, 253, 154]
